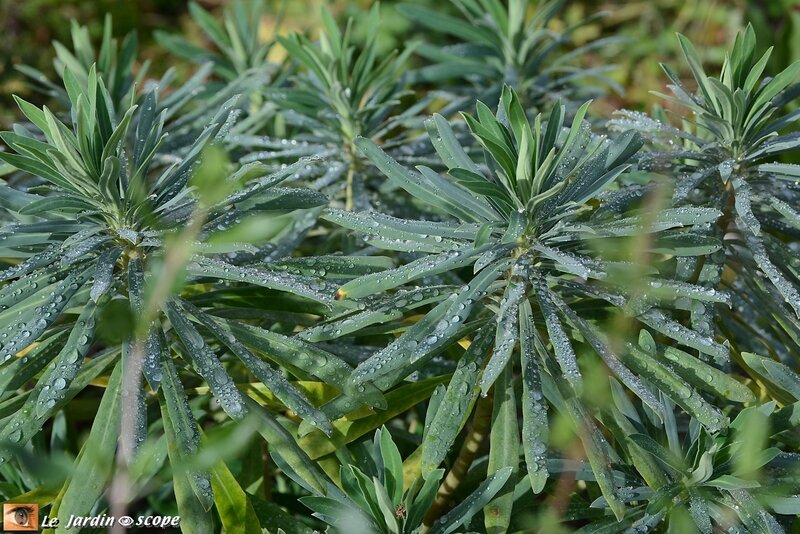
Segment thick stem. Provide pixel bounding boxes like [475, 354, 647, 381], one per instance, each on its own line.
[344, 141, 358, 212]
[720, 178, 737, 238]
[422, 391, 494, 530]
[345, 164, 355, 212]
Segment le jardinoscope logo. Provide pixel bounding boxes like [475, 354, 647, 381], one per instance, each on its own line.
[2, 505, 179, 531]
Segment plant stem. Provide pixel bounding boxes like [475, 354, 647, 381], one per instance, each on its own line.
[344, 141, 358, 211]
[345, 164, 355, 212]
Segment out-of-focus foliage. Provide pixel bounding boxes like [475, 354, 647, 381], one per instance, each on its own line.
[0, 1, 799, 534]
[2, 0, 797, 119]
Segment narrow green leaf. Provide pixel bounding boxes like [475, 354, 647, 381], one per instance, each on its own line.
[484, 365, 518, 534]
[421, 327, 492, 477]
[188, 257, 334, 306]
[657, 346, 754, 403]
[479, 274, 525, 394]
[355, 136, 500, 223]
[165, 299, 246, 420]
[53, 362, 122, 533]
[243, 397, 330, 496]
[297, 376, 446, 460]
[378, 427, 404, 504]
[519, 300, 548, 493]
[36, 300, 97, 417]
[90, 246, 122, 302]
[350, 259, 507, 385]
[428, 467, 513, 534]
[337, 245, 488, 299]
[742, 352, 800, 401]
[622, 345, 727, 432]
[208, 448, 262, 534]
[179, 299, 332, 434]
[225, 319, 385, 409]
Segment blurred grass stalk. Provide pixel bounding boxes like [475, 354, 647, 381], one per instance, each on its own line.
[107, 147, 232, 529]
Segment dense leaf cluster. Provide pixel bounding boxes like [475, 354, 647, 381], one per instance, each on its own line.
[0, 1, 798, 533]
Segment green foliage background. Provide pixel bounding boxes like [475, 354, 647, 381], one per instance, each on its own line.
[2, 0, 799, 119]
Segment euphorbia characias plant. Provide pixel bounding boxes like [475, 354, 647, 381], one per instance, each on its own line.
[0, 3, 797, 534]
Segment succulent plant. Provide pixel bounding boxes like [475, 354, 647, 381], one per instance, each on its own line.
[0, 6, 798, 534]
